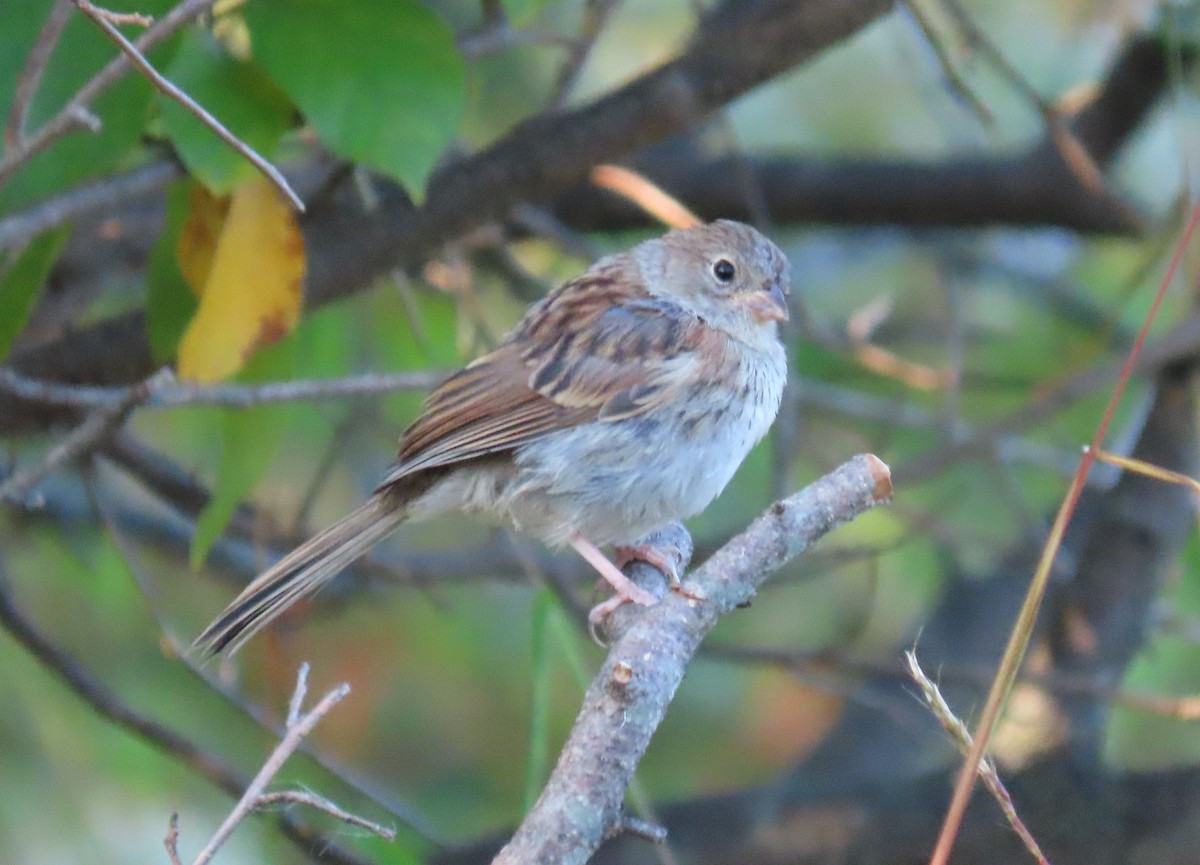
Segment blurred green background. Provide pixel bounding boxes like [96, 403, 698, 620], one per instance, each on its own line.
[3, 0, 1200, 863]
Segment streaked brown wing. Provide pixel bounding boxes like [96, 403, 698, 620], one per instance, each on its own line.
[378, 272, 713, 489]
[378, 346, 591, 486]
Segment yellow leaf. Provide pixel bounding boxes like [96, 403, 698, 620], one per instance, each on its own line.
[177, 176, 305, 382]
[176, 184, 231, 296]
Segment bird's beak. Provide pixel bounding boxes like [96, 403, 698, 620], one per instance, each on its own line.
[744, 280, 789, 322]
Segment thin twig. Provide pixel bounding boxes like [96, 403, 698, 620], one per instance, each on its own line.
[457, 24, 577, 60]
[0, 368, 171, 504]
[71, 0, 304, 212]
[906, 651, 1050, 865]
[255, 790, 396, 840]
[606, 815, 668, 844]
[289, 413, 360, 532]
[190, 665, 352, 865]
[549, 0, 624, 108]
[0, 367, 445, 411]
[165, 813, 184, 865]
[4, 0, 74, 149]
[1089, 446, 1200, 497]
[89, 5, 153, 27]
[287, 662, 310, 729]
[937, 0, 1103, 191]
[0, 158, 182, 253]
[899, 0, 994, 126]
[0, 555, 246, 795]
[842, 297, 954, 390]
[0, 0, 219, 189]
[509, 203, 602, 260]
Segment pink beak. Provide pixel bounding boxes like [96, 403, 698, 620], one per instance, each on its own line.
[744, 280, 789, 322]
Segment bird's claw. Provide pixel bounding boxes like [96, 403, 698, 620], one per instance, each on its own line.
[614, 544, 680, 584]
[587, 582, 655, 646]
[615, 543, 704, 600]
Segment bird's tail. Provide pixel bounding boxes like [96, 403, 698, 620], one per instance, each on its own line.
[194, 492, 407, 657]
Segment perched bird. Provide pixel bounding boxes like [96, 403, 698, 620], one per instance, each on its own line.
[196, 220, 790, 656]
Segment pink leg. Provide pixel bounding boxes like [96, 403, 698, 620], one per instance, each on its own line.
[615, 544, 705, 601]
[568, 534, 658, 630]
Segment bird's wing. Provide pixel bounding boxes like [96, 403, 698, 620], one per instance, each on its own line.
[378, 273, 718, 487]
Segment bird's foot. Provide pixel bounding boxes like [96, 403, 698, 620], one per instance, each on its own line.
[569, 534, 659, 644]
[615, 544, 705, 601]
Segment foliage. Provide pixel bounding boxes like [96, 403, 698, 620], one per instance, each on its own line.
[2, 1, 1200, 864]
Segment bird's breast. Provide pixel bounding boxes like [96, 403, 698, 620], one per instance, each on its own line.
[503, 337, 787, 547]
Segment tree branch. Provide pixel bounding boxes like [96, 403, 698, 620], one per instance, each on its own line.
[0, 367, 171, 504]
[3, 0, 74, 150]
[0, 157, 182, 253]
[0, 0, 894, 434]
[1, 18, 1180, 440]
[0, 366, 446, 411]
[494, 454, 891, 864]
[71, 0, 303, 211]
[0, 0, 219, 189]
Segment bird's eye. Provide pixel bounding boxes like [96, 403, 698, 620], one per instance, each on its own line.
[712, 258, 736, 283]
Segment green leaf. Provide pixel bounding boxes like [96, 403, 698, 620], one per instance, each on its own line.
[159, 30, 294, 194]
[190, 334, 299, 567]
[0, 0, 181, 212]
[1105, 534, 1200, 770]
[145, 182, 199, 362]
[245, 0, 465, 195]
[0, 225, 71, 360]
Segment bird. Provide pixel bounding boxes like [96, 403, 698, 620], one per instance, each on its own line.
[195, 219, 790, 656]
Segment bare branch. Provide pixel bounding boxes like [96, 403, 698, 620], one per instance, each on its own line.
[255, 790, 396, 841]
[906, 651, 1050, 865]
[494, 454, 891, 864]
[549, 0, 624, 108]
[286, 661, 310, 729]
[189, 665, 352, 865]
[0, 158, 183, 253]
[71, 0, 304, 211]
[605, 815, 667, 845]
[87, 5, 153, 27]
[899, 0, 994, 127]
[4, 0, 74, 150]
[893, 310, 1200, 486]
[0, 366, 446, 411]
[0, 367, 171, 504]
[457, 25, 578, 60]
[84, 467, 446, 845]
[710, 642, 1200, 723]
[937, 0, 1102, 191]
[0, 0, 219, 189]
[165, 813, 183, 865]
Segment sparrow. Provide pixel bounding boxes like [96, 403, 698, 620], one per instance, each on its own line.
[196, 219, 790, 656]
